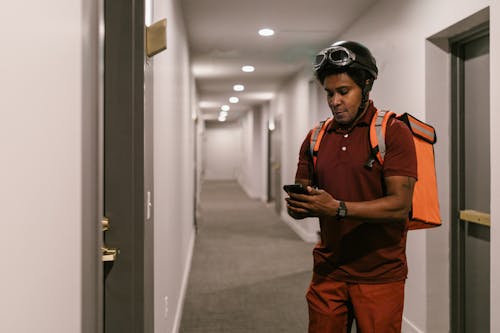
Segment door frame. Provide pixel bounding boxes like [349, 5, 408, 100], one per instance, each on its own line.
[102, 0, 149, 332]
[81, 1, 104, 332]
[450, 23, 489, 333]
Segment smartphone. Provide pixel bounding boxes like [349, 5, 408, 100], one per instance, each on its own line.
[283, 184, 309, 195]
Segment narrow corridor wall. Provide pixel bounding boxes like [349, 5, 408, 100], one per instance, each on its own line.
[276, 68, 320, 242]
[0, 0, 95, 332]
[152, 0, 198, 332]
[238, 107, 267, 200]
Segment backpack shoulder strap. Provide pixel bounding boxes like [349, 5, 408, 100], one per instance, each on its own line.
[367, 109, 395, 167]
[309, 118, 332, 169]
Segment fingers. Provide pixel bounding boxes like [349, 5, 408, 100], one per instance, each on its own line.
[285, 187, 333, 219]
[285, 197, 309, 209]
[307, 187, 325, 195]
[287, 203, 308, 214]
[286, 203, 309, 220]
[286, 197, 309, 212]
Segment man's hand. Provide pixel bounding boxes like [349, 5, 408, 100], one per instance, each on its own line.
[285, 186, 339, 219]
[285, 176, 416, 223]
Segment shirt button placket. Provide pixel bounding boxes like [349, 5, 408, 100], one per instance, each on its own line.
[341, 133, 348, 152]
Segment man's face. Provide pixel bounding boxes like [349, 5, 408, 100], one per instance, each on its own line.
[323, 72, 363, 126]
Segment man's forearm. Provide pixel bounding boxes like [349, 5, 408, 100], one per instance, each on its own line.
[340, 195, 411, 223]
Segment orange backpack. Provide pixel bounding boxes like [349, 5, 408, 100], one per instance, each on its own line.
[309, 110, 441, 230]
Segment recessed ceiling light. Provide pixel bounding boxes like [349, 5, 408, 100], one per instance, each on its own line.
[220, 111, 229, 117]
[229, 96, 239, 104]
[221, 105, 230, 111]
[233, 84, 245, 92]
[218, 114, 227, 122]
[241, 65, 255, 73]
[258, 28, 275, 37]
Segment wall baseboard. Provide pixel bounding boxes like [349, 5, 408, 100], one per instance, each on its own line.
[172, 231, 196, 333]
[402, 316, 424, 333]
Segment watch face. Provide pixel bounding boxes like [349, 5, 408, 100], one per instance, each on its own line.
[338, 208, 346, 217]
[337, 201, 347, 218]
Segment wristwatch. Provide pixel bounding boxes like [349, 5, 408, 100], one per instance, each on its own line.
[336, 201, 347, 219]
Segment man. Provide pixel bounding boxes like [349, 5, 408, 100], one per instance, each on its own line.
[285, 41, 417, 333]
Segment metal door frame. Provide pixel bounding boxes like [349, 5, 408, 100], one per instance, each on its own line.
[450, 23, 489, 333]
[103, 0, 148, 332]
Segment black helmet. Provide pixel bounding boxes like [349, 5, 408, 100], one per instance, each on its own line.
[313, 41, 378, 81]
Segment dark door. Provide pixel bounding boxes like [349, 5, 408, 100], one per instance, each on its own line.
[103, 0, 146, 332]
[451, 30, 490, 333]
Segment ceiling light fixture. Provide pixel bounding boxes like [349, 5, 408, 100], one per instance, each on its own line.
[229, 96, 239, 104]
[233, 84, 245, 92]
[241, 65, 255, 73]
[218, 111, 227, 122]
[221, 105, 230, 111]
[258, 28, 275, 37]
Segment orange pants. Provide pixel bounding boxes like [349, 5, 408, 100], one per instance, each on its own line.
[306, 273, 405, 333]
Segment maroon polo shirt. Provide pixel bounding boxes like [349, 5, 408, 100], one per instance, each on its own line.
[295, 101, 417, 283]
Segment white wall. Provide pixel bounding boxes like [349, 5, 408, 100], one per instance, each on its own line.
[251, 107, 265, 199]
[239, 110, 255, 194]
[277, 68, 321, 243]
[237, 106, 267, 200]
[271, 1, 500, 332]
[0, 1, 198, 332]
[0, 0, 93, 332]
[152, 0, 197, 332]
[203, 122, 242, 180]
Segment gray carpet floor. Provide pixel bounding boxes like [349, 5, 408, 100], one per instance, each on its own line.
[179, 180, 314, 333]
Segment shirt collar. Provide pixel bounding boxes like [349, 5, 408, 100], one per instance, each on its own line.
[327, 100, 376, 133]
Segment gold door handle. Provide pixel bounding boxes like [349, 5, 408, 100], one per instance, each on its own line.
[459, 210, 490, 227]
[101, 217, 110, 231]
[101, 217, 118, 261]
[102, 247, 119, 262]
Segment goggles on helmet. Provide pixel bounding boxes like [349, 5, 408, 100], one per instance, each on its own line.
[313, 45, 357, 73]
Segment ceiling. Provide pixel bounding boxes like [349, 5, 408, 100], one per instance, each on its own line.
[181, 0, 378, 122]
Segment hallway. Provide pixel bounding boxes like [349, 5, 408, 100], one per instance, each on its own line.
[180, 181, 313, 332]
[3, 1, 500, 332]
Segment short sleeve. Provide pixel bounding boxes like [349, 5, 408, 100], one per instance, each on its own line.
[295, 130, 314, 182]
